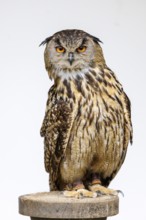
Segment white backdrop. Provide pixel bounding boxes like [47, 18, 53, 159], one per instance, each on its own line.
[0, 0, 146, 219]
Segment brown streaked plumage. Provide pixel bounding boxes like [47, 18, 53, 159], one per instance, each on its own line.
[40, 29, 132, 197]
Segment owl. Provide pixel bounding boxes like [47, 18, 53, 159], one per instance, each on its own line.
[40, 29, 132, 198]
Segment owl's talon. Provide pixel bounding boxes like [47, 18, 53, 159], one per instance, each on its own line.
[117, 190, 124, 197]
[89, 184, 119, 196]
[63, 189, 97, 199]
[96, 190, 104, 196]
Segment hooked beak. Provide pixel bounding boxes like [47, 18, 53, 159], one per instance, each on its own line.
[68, 52, 74, 65]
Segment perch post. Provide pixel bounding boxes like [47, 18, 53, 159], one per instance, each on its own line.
[19, 191, 119, 220]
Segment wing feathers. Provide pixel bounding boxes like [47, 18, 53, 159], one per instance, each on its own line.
[40, 89, 72, 189]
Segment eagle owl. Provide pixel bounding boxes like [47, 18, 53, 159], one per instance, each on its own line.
[40, 29, 132, 198]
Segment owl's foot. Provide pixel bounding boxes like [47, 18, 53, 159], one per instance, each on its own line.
[63, 180, 97, 198]
[87, 173, 120, 196]
[63, 189, 97, 198]
[89, 184, 118, 196]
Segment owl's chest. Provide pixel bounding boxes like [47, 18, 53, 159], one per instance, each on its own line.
[59, 78, 124, 173]
[58, 73, 124, 134]
[69, 80, 124, 142]
[73, 85, 120, 123]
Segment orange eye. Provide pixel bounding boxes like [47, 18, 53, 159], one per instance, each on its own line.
[77, 46, 86, 53]
[56, 46, 65, 53]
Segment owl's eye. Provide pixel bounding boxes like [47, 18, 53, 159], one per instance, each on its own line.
[56, 46, 65, 53]
[76, 46, 86, 53]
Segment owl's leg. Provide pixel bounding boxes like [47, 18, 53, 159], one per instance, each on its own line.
[88, 174, 119, 196]
[63, 180, 97, 198]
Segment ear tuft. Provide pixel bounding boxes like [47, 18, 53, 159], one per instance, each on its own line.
[39, 36, 53, 47]
[89, 35, 103, 44]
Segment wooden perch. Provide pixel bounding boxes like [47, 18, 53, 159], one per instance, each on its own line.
[19, 191, 119, 220]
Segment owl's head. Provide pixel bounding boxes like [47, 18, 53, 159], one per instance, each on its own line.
[40, 29, 105, 79]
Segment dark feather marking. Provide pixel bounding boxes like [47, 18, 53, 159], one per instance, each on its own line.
[124, 92, 131, 119]
[70, 102, 73, 110]
[90, 69, 97, 77]
[63, 79, 73, 99]
[73, 102, 83, 135]
[110, 111, 116, 123]
[76, 118, 82, 136]
[89, 113, 94, 126]
[100, 70, 105, 78]
[75, 78, 86, 97]
[113, 85, 121, 95]
[95, 101, 101, 132]
[81, 37, 88, 46]
[105, 73, 112, 79]
[107, 81, 113, 87]
[106, 67, 112, 72]
[86, 73, 100, 92]
[96, 120, 100, 132]
[54, 38, 62, 46]
[109, 106, 115, 112]
[107, 116, 113, 123]
[83, 120, 88, 132]
[59, 87, 65, 94]
[109, 71, 122, 86]
[123, 92, 133, 144]
[79, 138, 82, 155]
[96, 76, 102, 83]
[103, 88, 115, 101]
[105, 136, 110, 152]
[115, 95, 123, 108]
[103, 121, 107, 138]
[101, 96, 109, 112]
[77, 105, 82, 117]
[86, 73, 95, 85]
[88, 102, 93, 115]
[115, 84, 123, 93]
[115, 109, 120, 127]
[86, 127, 90, 135]
[103, 79, 108, 87]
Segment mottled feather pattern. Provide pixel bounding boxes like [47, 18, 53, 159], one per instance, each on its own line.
[40, 29, 132, 191]
[40, 89, 74, 190]
[41, 66, 132, 189]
